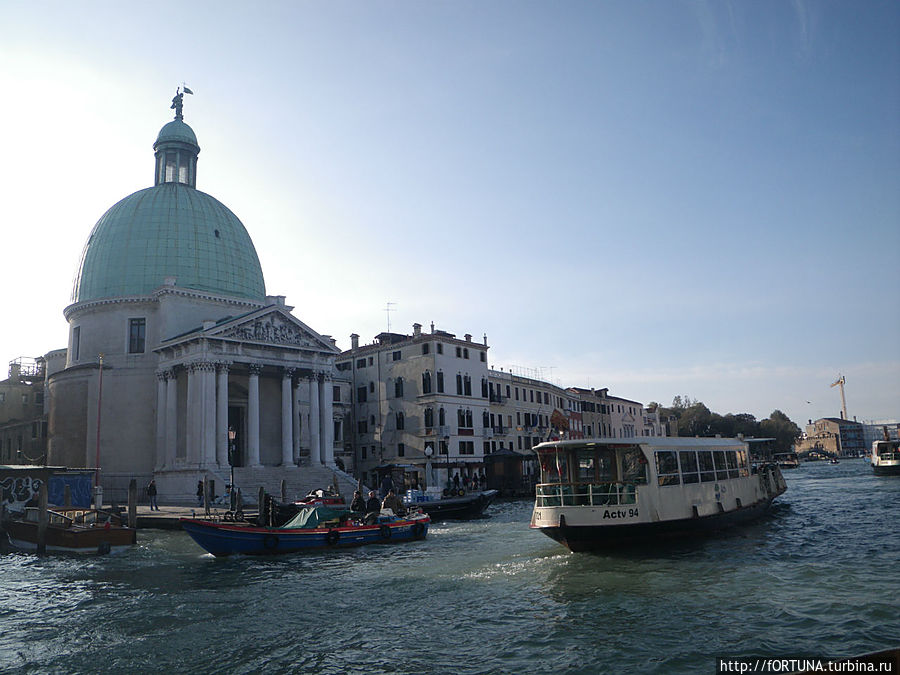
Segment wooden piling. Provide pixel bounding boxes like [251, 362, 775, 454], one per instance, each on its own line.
[280, 479, 286, 502]
[128, 479, 137, 528]
[258, 487, 265, 525]
[37, 482, 48, 555]
[204, 478, 211, 517]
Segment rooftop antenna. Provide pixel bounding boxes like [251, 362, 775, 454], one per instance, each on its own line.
[385, 302, 396, 333]
[830, 374, 848, 420]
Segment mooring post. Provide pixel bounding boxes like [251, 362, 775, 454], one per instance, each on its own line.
[128, 479, 137, 528]
[205, 478, 211, 517]
[63, 484, 72, 508]
[281, 479, 286, 503]
[37, 482, 49, 555]
[258, 487, 265, 525]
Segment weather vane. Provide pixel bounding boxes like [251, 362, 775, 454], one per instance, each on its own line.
[170, 84, 194, 120]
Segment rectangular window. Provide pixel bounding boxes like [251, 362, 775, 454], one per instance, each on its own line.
[437, 372, 444, 393]
[72, 326, 81, 360]
[392, 351, 401, 361]
[459, 440, 474, 455]
[437, 343, 443, 354]
[368, 357, 373, 366]
[713, 451, 729, 480]
[369, 382, 375, 393]
[128, 318, 146, 354]
[422, 344, 429, 355]
[725, 450, 739, 479]
[398, 443, 405, 457]
[332, 386, 341, 402]
[439, 440, 448, 455]
[357, 386, 367, 403]
[356, 358, 366, 368]
[463, 348, 469, 359]
[544, 392, 549, 404]
[679, 451, 699, 484]
[480, 352, 486, 362]
[357, 421, 368, 434]
[698, 451, 715, 482]
[362, 446, 367, 459]
[456, 346, 462, 357]
[655, 451, 680, 486]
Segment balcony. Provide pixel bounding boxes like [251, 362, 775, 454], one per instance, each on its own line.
[492, 425, 506, 435]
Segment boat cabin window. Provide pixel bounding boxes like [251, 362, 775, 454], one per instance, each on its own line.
[698, 451, 715, 482]
[738, 450, 750, 477]
[621, 447, 648, 484]
[576, 450, 595, 481]
[655, 451, 680, 486]
[714, 452, 729, 480]
[725, 451, 739, 478]
[540, 450, 569, 483]
[679, 451, 699, 484]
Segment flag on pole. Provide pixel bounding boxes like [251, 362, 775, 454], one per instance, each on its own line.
[183, 86, 194, 95]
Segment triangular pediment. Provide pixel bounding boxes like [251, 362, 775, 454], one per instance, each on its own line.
[207, 307, 340, 353]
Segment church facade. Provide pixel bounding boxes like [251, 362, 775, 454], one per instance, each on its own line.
[46, 94, 350, 501]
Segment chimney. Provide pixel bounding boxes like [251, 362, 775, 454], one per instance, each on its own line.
[430, 322, 435, 334]
[465, 334, 472, 342]
[351, 333, 360, 350]
[413, 323, 422, 337]
[483, 333, 488, 346]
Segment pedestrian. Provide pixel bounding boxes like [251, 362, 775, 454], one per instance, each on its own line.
[196, 480, 204, 506]
[380, 473, 394, 498]
[453, 473, 460, 490]
[147, 479, 159, 511]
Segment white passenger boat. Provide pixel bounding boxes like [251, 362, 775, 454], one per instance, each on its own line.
[530, 437, 787, 552]
[871, 436, 900, 476]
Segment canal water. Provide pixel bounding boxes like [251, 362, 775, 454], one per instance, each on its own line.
[1, 460, 898, 674]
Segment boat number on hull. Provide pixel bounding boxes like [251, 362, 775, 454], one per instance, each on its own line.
[603, 508, 638, 519]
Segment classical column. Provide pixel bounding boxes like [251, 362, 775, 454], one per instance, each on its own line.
[292, 380, 301, 464]
[281, 368, 294, 466]
[247, 364, 262, 467]
[155, 371, 167, 471]
[216, 363, 230, 467]
[185, 363, 199, 464]
[320, 373, 334, 466]
[201, 362, 217, 466]
[308, 374, 321, 465]
[165, 368, 178, 467]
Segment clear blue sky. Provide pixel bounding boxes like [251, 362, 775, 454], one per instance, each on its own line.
[1, 1, 897, 427]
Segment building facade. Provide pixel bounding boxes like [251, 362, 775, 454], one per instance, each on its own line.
[45, 96, 349, 501]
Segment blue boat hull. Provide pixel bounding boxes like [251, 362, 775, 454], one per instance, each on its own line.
[181, 517, 429, 557]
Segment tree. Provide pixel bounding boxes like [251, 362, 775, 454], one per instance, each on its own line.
[759, 410, 801, 453]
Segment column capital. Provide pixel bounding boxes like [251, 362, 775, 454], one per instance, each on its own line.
[283, 367, 295, 379]
[215, 361, 231, 373]
[248, 363, 263, 376]
[156, 370, 169, 382]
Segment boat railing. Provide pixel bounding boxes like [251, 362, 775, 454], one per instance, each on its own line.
[535, 482, 637, 508]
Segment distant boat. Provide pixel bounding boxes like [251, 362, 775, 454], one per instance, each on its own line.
[181, 506, 430, 557]
[529, 437, 787, 553]
[404, 489, 498, 521]
[829, 457, 840, 465]
[871, 435, 900, 477]
[2, 507, 136, 554]
[774, 452, 801, 469]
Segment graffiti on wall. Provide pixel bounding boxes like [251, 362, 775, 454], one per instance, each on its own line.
[0, 476, 44, 512]
[48, 475, 92, 508]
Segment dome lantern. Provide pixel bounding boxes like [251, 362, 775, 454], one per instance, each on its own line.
[153, 88, 199, 187]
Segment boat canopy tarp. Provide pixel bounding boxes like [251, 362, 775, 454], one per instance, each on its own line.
[281, 506, 350, 530]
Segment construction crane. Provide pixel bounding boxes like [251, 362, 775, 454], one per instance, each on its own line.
[830, 375, 848, 420]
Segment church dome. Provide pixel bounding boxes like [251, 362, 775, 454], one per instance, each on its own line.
[71, 97, 266, 304]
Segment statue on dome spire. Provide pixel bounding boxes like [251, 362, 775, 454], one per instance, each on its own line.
[170, 85, 194, 121]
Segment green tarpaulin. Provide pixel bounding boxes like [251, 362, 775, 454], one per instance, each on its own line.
[281, 506, 350, 530]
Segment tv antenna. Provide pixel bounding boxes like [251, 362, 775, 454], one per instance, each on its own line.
[385, 302, 396, 333]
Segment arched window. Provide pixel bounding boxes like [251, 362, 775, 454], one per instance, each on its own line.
[482, 410, 490, 428]
[396, 412, 405, 430]
[481, 378, 488, 398]
[457, 408, 465, 427]
[465, 409, 473, 427]
[456, 373, 463, 395]
[425, 407, 434, 428]
[422, 371, 432, 394]
[439, 407, 446, 426]
[463, 375, 472, 396]
[437, 371, 444, 393]
[394, 377, 404, 398]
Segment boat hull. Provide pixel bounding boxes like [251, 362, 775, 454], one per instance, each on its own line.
[181, 516, 430, 557]
[417, 490, 498, 521]
[4, 520, 136, 554]
[536, 497, 777, 553]
[872, 462, 900, 476]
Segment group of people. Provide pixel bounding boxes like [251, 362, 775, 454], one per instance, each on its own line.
[349, 488, 405, 524]
[451, 471, 486, 491]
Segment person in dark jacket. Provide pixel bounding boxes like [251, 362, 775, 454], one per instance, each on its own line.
[349, 490, 365, 514]
[364, 490, 381, 524]
[146, 480, 159, 511]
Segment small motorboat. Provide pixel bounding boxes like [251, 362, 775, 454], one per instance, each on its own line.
[403, 489, 498, 521]
[2, 507, 137, 554]
[181, 505, 430, 557]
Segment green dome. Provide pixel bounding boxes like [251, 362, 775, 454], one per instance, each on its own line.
[72, 183, 266, 303]
[155, 119, 198, 148]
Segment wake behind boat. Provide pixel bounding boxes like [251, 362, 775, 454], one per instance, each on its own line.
[181, 505, 430, 557]
[530, 437, 787, 552]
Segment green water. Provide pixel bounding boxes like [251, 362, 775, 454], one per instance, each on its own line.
[1, 460, 897, 674]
